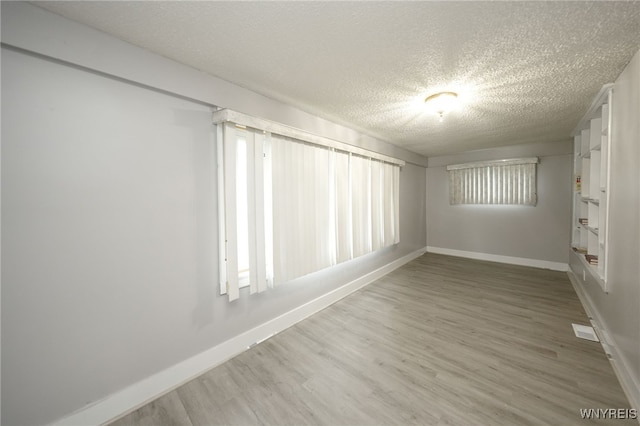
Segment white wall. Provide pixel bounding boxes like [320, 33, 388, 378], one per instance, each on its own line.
[425, 142, 573, 267]
[570, 48, 640, 409]
[1, 4, 428, 425]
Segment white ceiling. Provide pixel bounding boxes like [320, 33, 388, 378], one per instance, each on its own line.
[33, 1, 640, 157]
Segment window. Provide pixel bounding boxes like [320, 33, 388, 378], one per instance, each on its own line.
[447, 158, 538, 205]
[216, 111, 403, 301]
[271, 136, 333, 283]
[270, 139, 400, 284]
[217, 124, 270, 300]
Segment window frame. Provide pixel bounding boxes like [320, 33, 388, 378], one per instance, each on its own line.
[446, 157, 539, 206]
[214, 110, 404, 301]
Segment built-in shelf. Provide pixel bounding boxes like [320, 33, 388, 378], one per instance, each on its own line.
[571, 248, 604, 286]
[571, 83, 613, 292]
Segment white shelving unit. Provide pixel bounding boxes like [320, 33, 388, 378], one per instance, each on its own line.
[571, 84, 613, 292]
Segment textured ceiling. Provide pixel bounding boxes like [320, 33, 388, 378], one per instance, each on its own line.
[33, 1, 640, 157]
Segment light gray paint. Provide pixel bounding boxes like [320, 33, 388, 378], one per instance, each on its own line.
[0, 16, 427, 426]
[573, 49, 640, 401]
[426, 151, 572, 264]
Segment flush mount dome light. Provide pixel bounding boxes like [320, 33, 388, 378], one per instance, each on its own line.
[425, 91, 458, 122]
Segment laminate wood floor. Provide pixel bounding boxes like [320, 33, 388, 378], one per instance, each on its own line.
[109, 253, 633, 425]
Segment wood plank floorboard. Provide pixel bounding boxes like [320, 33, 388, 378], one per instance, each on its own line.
[109, 253, 633, 425]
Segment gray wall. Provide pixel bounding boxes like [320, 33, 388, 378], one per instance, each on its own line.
[1, 4, 427, 425]
[572, 49, 640, 405]
[426, 143, 573, 264]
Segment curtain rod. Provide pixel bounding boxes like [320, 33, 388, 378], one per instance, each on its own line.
[212, 109, 405, 167]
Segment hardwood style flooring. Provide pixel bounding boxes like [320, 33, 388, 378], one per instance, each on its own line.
[110, 253, 633, 425]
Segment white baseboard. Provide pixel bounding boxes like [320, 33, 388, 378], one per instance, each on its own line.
[426, 246, 568, 272]
[567, 269, 640, 414]
[52, 247, 427, 426]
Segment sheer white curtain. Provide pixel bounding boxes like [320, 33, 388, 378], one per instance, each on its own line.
[447, 158, 538, 205]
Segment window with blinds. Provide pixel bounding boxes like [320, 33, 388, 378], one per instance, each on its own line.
[217, 118, 401, 301]
[447, 158, 539, 205]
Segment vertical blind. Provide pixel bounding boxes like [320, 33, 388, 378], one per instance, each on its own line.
[271, 136, 334, 284]
[217, 116, 403, 301]
[447, 158, 538, 205]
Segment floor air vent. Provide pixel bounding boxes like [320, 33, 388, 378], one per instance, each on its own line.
[572, 323, 599, 342]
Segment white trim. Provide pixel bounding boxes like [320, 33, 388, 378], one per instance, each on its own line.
[212, 109, 405, 167]
[567, 270, 640, 412]
[572, 246, 608, 293]
[445, 157, 538, 171]
[572, 84, 614, 136]
[51, 247, 427, 426]
[216, 125, 228, 295]
[426, 246, 568, 271]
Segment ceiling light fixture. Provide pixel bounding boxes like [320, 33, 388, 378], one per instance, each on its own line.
[425, 91, 459, 122]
